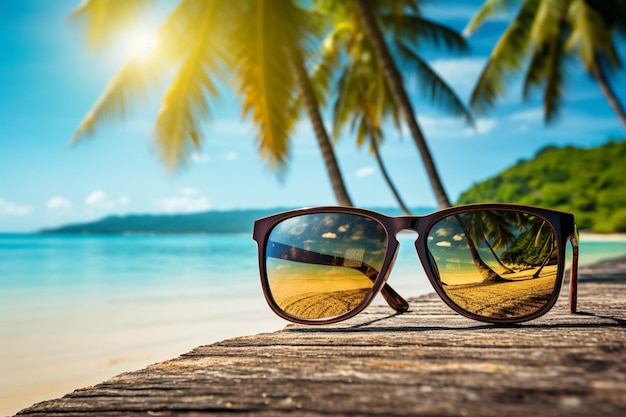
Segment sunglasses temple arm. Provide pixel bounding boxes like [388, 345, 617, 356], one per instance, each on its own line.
[266, 241, 409, 312]
[569, 234, 579, 313]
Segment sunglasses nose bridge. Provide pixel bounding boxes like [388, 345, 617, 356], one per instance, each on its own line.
[388, 217, 421, 236]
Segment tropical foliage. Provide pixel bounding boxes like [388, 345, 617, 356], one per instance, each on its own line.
[457, 138, 626, 233]
[465, 0, 626, 129]
[500, 219, 557, 268]
[316, 0, 472, 213]
[71, 0, 355, 205]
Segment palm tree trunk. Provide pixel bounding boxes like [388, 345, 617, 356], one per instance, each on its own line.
[370, 137, 413, 215]
[483, 237, 515, 274]
[354, 0, 451, 209]
[591, 56, 626, 130]
[291, 58, 354, 206]
[356, 80, 413, 215]
[455, 215, 504, 284]
[532, 234, 555, 279]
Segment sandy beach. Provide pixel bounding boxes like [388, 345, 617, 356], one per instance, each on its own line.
[0, 290, 285, 417]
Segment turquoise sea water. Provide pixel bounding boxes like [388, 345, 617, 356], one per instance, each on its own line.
[2, 232, 626, 309]
[1, 233, 626, 415]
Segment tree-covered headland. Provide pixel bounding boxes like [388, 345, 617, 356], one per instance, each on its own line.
[457, 139, 626, 233]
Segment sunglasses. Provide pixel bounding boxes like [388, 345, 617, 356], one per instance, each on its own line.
[253, 204, 579, 325]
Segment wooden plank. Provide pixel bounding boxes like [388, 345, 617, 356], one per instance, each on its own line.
[16, 259, 626, 417]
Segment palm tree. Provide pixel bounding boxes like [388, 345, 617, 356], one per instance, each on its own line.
[454, 214, 506, 283]
[466, 210, 520, 273]
[465, 0, 626, 129]
[351, 0, 472, 209]
[317, 21, 411, 213]
[317, 2, 473, 214]
[70, 0, 354, 206]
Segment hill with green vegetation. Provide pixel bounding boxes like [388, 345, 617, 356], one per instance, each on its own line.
[457, 139, 626, 233]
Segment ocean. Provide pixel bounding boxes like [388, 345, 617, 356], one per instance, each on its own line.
[1, 232, 626, 415]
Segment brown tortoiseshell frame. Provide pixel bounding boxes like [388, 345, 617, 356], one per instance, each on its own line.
[253, 203, 579, 325]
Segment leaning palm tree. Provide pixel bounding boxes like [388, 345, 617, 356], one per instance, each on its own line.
[350, 0, 472, 209]
[71, 0, 354, 206]
[465, 210, 518, 273]
[465, 0, 626, 129]
[317, 23, 412, 214]
[317, 3, 473, 214]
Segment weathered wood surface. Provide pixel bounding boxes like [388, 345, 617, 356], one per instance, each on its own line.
[16, 257, 626, 417]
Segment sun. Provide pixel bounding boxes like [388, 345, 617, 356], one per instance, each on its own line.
[125, 28, 159, 61]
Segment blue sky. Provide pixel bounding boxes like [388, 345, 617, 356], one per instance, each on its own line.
[1, 0, 625, 232]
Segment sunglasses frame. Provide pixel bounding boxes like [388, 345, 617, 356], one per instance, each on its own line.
[253, 203, 579, 325]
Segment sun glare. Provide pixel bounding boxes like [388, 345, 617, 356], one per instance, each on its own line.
[125, 28, 159, 61]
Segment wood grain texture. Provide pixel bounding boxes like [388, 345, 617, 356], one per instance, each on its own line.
[15, 259, 626, 417]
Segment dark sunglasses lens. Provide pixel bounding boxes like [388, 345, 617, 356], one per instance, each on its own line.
[264, 213, 387, 320]
[426, 210, 559, 320]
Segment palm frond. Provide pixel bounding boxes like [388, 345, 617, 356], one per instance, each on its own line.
[152, 0, 227, 170]
[379, 14, 468, 52]
[356, 117, 368, 147]
[310, 25, 349, 110]
[528, 0, 568, 46]
[588, 0, 626, 37]
[72, 57, 160, 144]
[464, 0, 520, 36]
[543, 18, 567, 124]
[522, 45, 550, 100]
[469, 0, 540, 113]
[70, 0, 154, 49]
[332, 67, 354, 140]
[566, 0, 618, 70]
[395, 41, 474, 125]
[233, 0, 310, 169]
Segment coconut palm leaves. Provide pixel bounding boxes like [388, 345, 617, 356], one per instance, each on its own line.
[311, 0, 472, 210]
[466, 0, 626, 129]
[70, 0, 155, 48]
[71, 0, 230, 169]
[231, 1, 307, 169]
[71, 0, 356, 205]
[352, 0, 470, 209]
[318, 15, 410, 212]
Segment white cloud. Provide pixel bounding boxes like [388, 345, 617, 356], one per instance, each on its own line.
[413, 114, 496, 139]
[416, 115, 472, 140]
[356, 166, 375, 178]
[0, 197, 33, 216]
[157, 188, 211, 213]
[191, 153, 210, 163]
[47, 196, 72, 210]
[436, 241, 452, 247]
[85, 190, 130, 209]
[85, 190, 108, 206]
[465, 118, 497, 135]
[509, 107, 544, 122]
[220, 151, 238, 161]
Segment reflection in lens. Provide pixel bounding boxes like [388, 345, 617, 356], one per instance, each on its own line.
[265, 213, 387, 320]
[426, 210, 559, 319]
